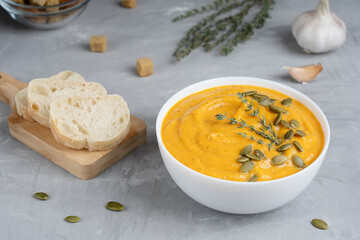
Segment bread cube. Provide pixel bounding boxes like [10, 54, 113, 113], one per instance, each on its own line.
[136, 58, 153, 77]
[26, 8, 47, 24]
[89, 35, 107, 53]
[122, 0, 136, 8]
[29, 0, 46, 6]
[48, 15, 63, 24]
[45, 0, 60, 12]
[12, 0, 25, 4]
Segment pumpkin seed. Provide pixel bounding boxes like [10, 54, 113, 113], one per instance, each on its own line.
[292, 155, 305, 168]
[244, 91, 257, 96]
[281, 98, 292, 106]
[273, 113, 282, 126]
[271, 155, 288, 165]
[311, 219, 328, 230]
[64, 216, 80, 223]
[240, 144, 253, 156]
[259, 98, 276, 107]
[294, 141, 304, 152]
[237, 156, 250, 163]
[246, 153, 261, 161]
[280, 120, 292, 129]
[275, 138, 282, 146]
[253, 93, 268, 100]
[269, 105, 289, 114]
[252, 96, 262, 103]
[248, 174, 258, 182]
[33, 192, 49, 201]
[295, 130, 306, 137]
[254, 149, 266, 159]
[240, 161, 254, 172]
[284, 129, 294, 140]
[106, 201, 124, 211]
[277, 143, 292, 152]
[290, 119, 300, 129]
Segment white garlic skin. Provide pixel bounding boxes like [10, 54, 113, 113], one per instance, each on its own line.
[292, 0, 346, 53]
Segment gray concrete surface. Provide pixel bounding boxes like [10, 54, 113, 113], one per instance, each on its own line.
[0, 0, 359, 239]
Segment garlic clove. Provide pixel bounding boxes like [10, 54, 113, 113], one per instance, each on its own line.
[283, 63, 323, 83]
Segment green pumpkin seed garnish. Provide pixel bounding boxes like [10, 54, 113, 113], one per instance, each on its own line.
[254, 149, 266, 159]
[311, 219, 328, 230]
[253, 93, 268, 100]
[295, 130, 306, 137]
[292, 155, 305, 168]
[244, 91, 257, 96]
[33, 192, 49, 201]
[64, 216, 80, 223]
[106, 201, 124, 211]
[284, 129, 294, 140]
[281, 98, 292, 107]
[290, 119, 300, 129]
[280, 120, 292, 129]
[240, 161, 254, 172]
[273, 112, 282, 126]
[237, 156, 250, 163]
[252, 97, 262, 103]
[248, 174, 258, 182]
[269, 105, 289, 114]
[259, 98, 276, 107]
[294, 141, 304, 152]
[240, 144, 253, 156]
[275, 138, 282, 145]
[277, 143, 292, 152]
[246, 153, 261, 161]
[271, 155, 288, 165]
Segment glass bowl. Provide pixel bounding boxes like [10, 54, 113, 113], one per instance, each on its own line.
[0, 0, 90, 29]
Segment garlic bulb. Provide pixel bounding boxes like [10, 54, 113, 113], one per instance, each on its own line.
[283, 63, 323, 83]
[292, 0, 346, 53]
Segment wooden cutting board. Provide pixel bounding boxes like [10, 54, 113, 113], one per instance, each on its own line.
[0, 71, 146, 180]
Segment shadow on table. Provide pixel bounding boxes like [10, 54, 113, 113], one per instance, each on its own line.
[267, 25, 304, 55]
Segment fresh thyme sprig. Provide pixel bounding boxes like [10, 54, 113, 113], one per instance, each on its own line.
[215, 113, 276, 149]
[173, 0, 238, 22]
[173, 1, 250, 61]
[237, 92, 277, 139]
[204, 2, 255, 52]
[172, 0, 275, 61]
[238, 132, 272, 151]
[220, 0, 274, 55]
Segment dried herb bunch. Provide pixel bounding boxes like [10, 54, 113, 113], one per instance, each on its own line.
[172, 0, 275, 61]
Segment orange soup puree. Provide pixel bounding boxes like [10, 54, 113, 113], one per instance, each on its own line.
[161, 85, 324, 182]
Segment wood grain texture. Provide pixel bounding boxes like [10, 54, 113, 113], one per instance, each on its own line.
[0, 71, 147, 180]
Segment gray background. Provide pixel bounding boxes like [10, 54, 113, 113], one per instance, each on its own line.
[0, 0, 359, 239]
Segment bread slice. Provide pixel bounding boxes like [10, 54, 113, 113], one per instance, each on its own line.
[15, 88, 35, 121]
[50, 95, 131, 151]
[28, 79, 107, 127]
[49, 70, 85, 82]
[14, 71, 85, 121]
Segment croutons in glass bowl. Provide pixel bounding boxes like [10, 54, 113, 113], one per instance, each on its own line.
[0, 0, 90, 29]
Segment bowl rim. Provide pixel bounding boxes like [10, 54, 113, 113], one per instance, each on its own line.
[156, 76, 331, 185]
[1, 0, 90, 16]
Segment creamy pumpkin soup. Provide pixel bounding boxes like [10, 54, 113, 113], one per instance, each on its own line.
[161, 85, 324, 182]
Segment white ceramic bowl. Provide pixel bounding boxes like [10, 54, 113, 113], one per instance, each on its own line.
[156, 77, 330, 214]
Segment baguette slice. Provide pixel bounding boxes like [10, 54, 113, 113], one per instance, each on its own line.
[14, 70, 85, 121]
[15, 88, 35, 121]
[28, 79, 107, 127]
[49, 70, 85, 82]
[50, 95, 131, 151]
